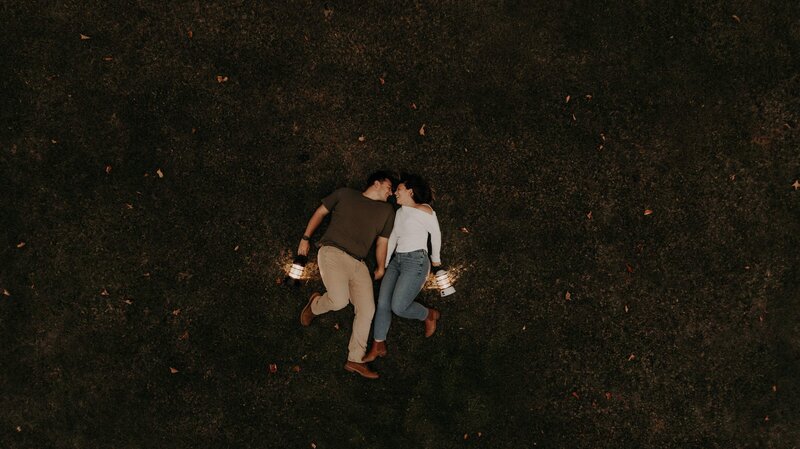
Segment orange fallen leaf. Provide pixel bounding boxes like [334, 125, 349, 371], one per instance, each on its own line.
[419, 124, 426, 136]
[169, 367, 179, 374]
[16, 241, 26, 248]
[565, 291, 571, 301]
[187, 30, 193, 39]
[80, 34, 91, 40]
[643, 209, 653, 215]
[626, 263, 634, 273]
[292, 365, 301, 373]
[268, 363, 278, 373]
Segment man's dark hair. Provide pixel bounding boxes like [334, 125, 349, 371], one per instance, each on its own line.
[400, 173, 434, 204]
[365, 170, 398, 190]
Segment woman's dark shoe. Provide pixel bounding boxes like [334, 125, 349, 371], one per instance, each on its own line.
[424, 308, 440, 337]
[362, 341, 387, 362]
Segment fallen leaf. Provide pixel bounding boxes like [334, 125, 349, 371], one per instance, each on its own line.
[585, 94, 593, 100]
[522, 325, 526, 330]
[764, 415, 769, 422]
[410, 102, 417, 110]
[2, 289, 10, 297]
[125, 203, 133, 209]
[169, 367, 179, 374]
[191, 127, 197, 134]
[571, 391, 580, 399]
[628, 354, 636, 361]
[102, 55, 113, 61]
[477, 432, 482, 437]
[643, 209, 653, 216]
[586, 211, 593, 220]
[379, 77, 385, 85]
[571, 113, 577, 121]
[626, 263, 634, 273]
[732, 15, 741, 23]
[172, 309, 181, 316]
[51, 139, 58, 144]
[216, 75, 229, 83]
[311, 443, 317, 449]
[16, 426, 21, 432]
[772, 385, 777, 392]
[269, 363, 278, 373]
[292, 365, 301, 373]
[459, 227, 469, 233]
[624, 305, 629, 313]
[323, 4, 334, 19]
[358, 135, 366, 142]
[17, 241, 26, 248]
[122, 298, 133, 304]
[792, 180, 800, 190]
[187, 29, 193, 39]
[419, 124, 426, 136]
[334, 323, 340, 330]
[565, 95, 571, 103]
[100, 288, 109, 297]
[234, 245, 240, 251]
[729, 174, 735, 181]
[156, 168, 164, 178]
[605, 392, 613, 400]
[80, 34, 91, 40]
[105, 165, 112, 174]
[463, 434, 469, 440]
[597, 144, 604, 151]
[178, 330, 189, 340]
[565, 291, 571, 301]
[600, 133, 606, 142]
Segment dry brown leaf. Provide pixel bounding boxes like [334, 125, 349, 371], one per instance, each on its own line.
[100, 288, 109, 297]
[565, 95, 571, 103]
[187, 30, 193, 39]
[571, 391, 580, 399]
[292, 365, 301, 373]
[419, 124, 426, 136]
[102, 55, 113, 61]
[268, 363, 278, 373]
[234, 245, 240, 251]
[358, 135, 366, 142]
[624, 305, 629, 313]
[2, 289, 10, 297]
[729, 174, 736, 181]
[585, 94, 593, 101]
[459, 227, 469, 233]
[571, 113, 577, 121]
[334, 323, 340, 330]
[156, 168, 164, 178]
[169, 367, 179, 374]
[565, 291, 571, 301]
[628, 354, 636, 361]
[311, 443, 317, 449]
[379, 77, 385, 85]
[732, 15, 741, 23]
[772, 385, 777, 392]
[125, 203, 133, 209]
[792, 180, 800, 190]
[172, 309, 181, 316]
[463, 434, 469, 440]
[105, 165, 112, 174]
[122, 298, 133, 304]
[410, 102, 417, 110]
[643, 209, 653, 216]
[178, 330, 189, 341]
[586, 211, 592, 220]
[605, 392, 612, 400]
[16, 241, 26, 248]
[216, 75, 229, 83]
[626, 263, 634, 273]
[80, 34, 91, 40]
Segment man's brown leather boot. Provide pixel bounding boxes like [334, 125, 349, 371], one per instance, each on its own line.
[344, 361, 379, 379]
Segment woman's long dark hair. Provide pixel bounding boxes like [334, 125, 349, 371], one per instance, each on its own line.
[400, 173, 434, 204]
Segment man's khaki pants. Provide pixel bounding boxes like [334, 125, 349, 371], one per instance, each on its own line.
[310, 245, 374, 363]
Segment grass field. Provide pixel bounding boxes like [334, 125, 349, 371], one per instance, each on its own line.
[1, 1, 799, 448]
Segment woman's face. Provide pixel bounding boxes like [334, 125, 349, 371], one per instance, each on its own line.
[394, 183, 414, 206]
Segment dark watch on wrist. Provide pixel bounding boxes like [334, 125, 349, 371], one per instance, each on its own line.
[301, 235, 311, 241]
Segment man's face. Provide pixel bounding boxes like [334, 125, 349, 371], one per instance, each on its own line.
[378, 179, 393, 201]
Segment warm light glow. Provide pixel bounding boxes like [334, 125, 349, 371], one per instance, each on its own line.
[433, 269, 456, 297]
[288, 263, 305, 280]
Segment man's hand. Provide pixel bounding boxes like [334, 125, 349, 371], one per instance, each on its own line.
[374, 267, 385, 280]
[297, 240, 310, 256]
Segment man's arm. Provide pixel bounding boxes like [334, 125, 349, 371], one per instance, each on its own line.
[373, 236, 389, 280]
[297, 204, 329, 256]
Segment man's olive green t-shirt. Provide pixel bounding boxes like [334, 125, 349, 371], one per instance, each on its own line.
[318, 188, 395, 260]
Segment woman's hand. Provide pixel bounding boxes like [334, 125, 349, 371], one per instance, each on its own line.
[374, 267, 385, 280]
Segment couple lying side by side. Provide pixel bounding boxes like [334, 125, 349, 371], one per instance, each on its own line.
[296, 171, 444, 379]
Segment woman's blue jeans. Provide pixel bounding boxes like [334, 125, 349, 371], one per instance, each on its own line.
[373, 250, 431, 341]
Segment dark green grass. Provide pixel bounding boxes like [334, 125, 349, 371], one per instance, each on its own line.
[2, 0, 799, 447]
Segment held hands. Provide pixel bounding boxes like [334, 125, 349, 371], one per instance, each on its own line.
[374, 267, 385, 280]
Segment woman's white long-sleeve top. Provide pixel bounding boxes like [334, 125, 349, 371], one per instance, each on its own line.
[385, 205, 442, 267]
